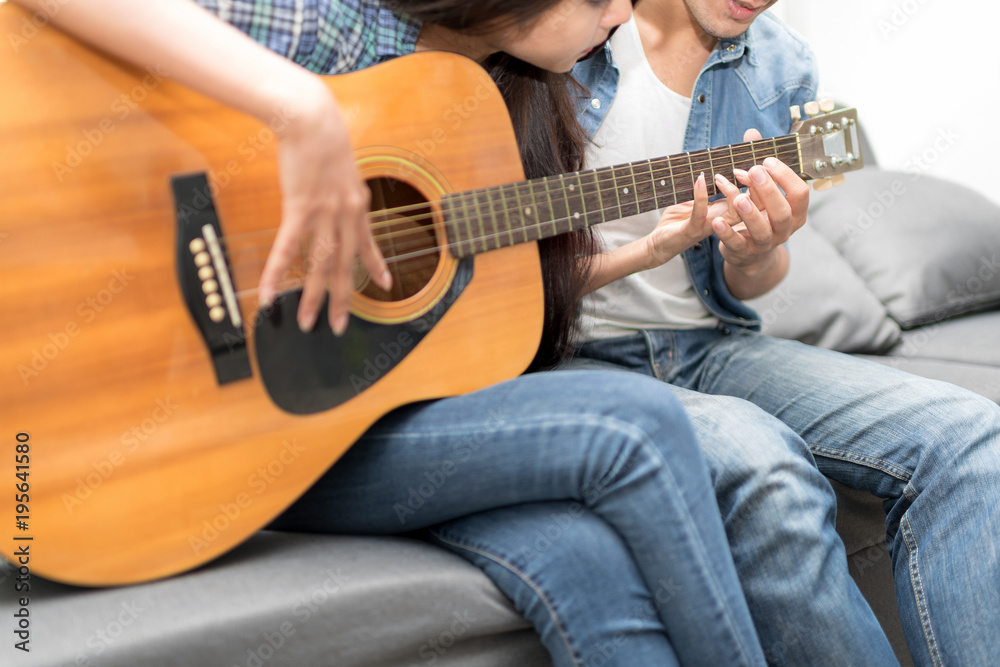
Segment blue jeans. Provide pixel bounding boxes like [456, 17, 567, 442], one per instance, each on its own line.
[270, 369, 765, 666]
[564, 327, 1000, 666]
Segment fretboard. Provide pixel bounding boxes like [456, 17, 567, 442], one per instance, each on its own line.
[443, 135, 801, 257]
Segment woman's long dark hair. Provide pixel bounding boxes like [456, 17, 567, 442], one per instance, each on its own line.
[395, 0, 599, 370]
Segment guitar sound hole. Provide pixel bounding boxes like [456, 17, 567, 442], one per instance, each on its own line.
[359, 177, 439, 302]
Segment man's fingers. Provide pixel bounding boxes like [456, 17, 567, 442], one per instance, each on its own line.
[763, 157, 810, 224]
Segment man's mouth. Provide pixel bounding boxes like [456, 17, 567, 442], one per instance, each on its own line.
[727, 0, 765, 21]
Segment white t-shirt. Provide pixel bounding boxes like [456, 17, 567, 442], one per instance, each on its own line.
[579, 17, 718, 342]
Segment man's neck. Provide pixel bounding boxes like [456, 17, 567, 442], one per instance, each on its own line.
[634, 0, 716, 97]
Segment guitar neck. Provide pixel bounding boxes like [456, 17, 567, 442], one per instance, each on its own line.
[444, 134, 802, 257]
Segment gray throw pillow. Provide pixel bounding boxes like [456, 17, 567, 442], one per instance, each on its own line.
[807, 169, 1000, 329]
[747, 224, 901, 354]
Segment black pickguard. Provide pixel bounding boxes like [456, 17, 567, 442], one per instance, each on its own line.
[254, 258, 473, 415]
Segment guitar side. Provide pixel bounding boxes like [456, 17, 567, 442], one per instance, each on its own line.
[0, 5, 543, 585]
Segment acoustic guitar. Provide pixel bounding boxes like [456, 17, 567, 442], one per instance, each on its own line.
[0, 4, 863, 585]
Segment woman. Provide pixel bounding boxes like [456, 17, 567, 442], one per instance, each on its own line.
[14, 0, 764, 664]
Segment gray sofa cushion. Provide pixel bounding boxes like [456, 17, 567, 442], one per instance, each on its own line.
[808, 169, 1000, 329]
[886, 310, 1000, 367]
[4, 532, 549, 667]
[746, 224, 900, 353]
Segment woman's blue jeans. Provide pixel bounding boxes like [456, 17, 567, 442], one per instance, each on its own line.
[270, 369, 765, 666]
[548, 327, 999, 667]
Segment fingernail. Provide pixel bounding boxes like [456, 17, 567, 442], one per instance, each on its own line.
[733, 168, 749, 181]
[697, 172, 705, 186]
[750, 166, 767, 185]
[736, 195, 752, 213]
[379, 269, 393, 291]
[332, 314, 348, 337]
[258, 288, 273, 309]
[714, 173, 727, 187]
[763, 157, 780, 169]
[298, 311, 317, 333]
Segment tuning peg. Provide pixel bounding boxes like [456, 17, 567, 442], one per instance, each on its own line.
[812, 178, 833, 192]
[803, 101, 820, 117]
[790, 105, 802, 122]
[818, 99, 835, 113]
[830, 174, 846, 187]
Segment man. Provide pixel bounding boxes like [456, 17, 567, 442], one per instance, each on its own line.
[565, 1, 1000, 665]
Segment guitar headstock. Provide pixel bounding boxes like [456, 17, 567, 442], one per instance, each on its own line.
[792, 100, 864, 191]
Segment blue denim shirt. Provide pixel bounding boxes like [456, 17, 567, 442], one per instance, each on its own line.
[572, 13, 817, 329]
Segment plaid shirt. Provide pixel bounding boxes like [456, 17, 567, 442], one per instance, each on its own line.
[195, 0, 422, 74]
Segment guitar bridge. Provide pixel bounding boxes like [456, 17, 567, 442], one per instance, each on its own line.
[171, 173, 252, 385]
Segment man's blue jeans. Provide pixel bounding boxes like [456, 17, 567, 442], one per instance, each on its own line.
[545, 327, 999, 667]
[270, 369, 765, 666]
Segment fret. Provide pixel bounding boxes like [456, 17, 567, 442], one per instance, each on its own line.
[632, 160, 655, 216]
[488, 184, 515, 249]
[455, 192, 477, 257]
[685, 152, 697, 202]
[579, 169, 605, 228]
[706, 149, 716, 197]
[478, 186, 500, 253]
[562, 172, 586, 231]
[507, 180, 531, 244]
[518, 180, 544, 244]
[468, 190, 489, 254]
[605, 166, 623, 221]
[547, 175, 571, 237]
[727, 143, 737, 181]
[441, 194, 462, 257]
[528, 177, 556, 240]
[614, 165, 639, 218]
[645, 160, 661, 210]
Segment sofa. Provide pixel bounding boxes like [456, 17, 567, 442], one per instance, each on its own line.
[6, 139, 1000, 667]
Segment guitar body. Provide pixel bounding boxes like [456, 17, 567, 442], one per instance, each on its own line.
[0, 5, 543, 585]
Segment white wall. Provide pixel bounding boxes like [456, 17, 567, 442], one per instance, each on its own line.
[770, 1, 1000, 206]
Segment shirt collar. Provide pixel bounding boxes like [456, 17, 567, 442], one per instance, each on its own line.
[715, 23, 757, 67]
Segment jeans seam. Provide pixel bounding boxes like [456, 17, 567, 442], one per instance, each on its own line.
[429, 532, 583, 667]
[809, 445, 913, 482]
[901, 512, 943, 667]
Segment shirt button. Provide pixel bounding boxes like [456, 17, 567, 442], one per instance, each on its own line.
[590, 98, 601, 109]
[703, 289, 710, 296]
[726, 43, 736, 52]
[697, 94, 706, 104]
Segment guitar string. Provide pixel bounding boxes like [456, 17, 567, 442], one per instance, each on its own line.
[218, 145, 802, 278]
[228, 147, 804, 298]
[215, 139, 800, 249]
[221, 145, 800, 266]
